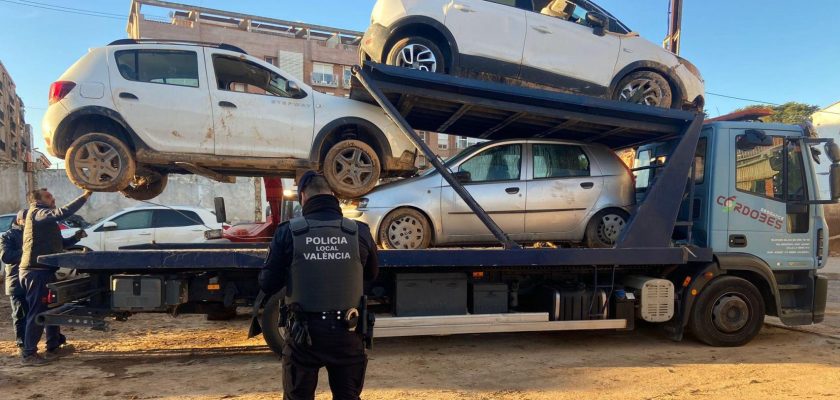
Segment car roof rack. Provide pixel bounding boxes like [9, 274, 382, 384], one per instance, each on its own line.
[107, 39, 247, 55]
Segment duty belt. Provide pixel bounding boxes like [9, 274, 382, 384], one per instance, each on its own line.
[304, 308, 360, 331]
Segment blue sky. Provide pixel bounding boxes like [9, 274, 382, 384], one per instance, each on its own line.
[1, 0, 839, 166]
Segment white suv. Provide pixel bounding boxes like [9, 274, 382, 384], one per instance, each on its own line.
[361, 0, 705, 109]
[43, 40, 418, 199]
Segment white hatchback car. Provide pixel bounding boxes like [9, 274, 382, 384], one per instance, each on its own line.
[361, 0, 704, 109]
[43, 40, 418, 200]
[70, 206, 221, 252]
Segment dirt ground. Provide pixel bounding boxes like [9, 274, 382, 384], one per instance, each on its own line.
[0, 279, 838, 400]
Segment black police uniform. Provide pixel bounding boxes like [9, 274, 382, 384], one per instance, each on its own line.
[260, 194, 379, 400]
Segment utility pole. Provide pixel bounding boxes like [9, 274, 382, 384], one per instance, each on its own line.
[663, 0, 683, 55]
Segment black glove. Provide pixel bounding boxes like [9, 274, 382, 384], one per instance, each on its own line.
[73, 229, 88, 240]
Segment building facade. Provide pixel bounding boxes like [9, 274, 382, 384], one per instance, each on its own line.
[127, 0, 477, 168]
[0, 60, 30, 164]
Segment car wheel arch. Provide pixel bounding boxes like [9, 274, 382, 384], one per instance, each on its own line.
[383, 16, 459, 73]
[54, 106, 142, 158]
[310, 117, 392, 170]
[610, 61, 687, 108]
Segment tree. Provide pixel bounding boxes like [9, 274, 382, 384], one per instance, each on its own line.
[732, 102, 820, 124]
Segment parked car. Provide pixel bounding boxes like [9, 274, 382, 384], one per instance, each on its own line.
[361, 0, 704, 109]
[42, 40, 419, 200]
[345, 138, 634, 249]
[70, 206, 221, 252]
[0, 213, 14, 232]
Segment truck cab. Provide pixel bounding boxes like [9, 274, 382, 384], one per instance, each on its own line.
[635, 121, 839, 327]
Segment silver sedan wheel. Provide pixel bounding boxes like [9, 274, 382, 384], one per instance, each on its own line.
[72, 141, 123, 185]
[334, 148, 375, 188]
[394, 43, 438, 72]
[387, 215, 426, 249]
[597, 213, 626, 245]
[619, 78, 667, 107]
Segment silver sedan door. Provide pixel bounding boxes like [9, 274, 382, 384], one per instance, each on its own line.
[525, 142, 602, 239]
[440, 143, 526, 244]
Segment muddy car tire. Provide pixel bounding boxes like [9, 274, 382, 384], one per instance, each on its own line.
[387, 36, 446, 74]
[689, 276, 765, 347]
[378, 208, 433, 249]
[323, 139, 381, 198]
[121, 168, 169, 201]
[66, 133, 136, 192]
[584, 209, 629, 248]
[614, 71, 674, 108]
[261, 289, 287, 356]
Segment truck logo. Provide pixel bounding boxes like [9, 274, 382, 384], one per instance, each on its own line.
[716, 195, 784, 230]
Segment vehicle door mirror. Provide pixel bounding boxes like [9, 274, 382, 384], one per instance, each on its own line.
[829, 164, 840, 201]
[102, 221, 117, 231]
[826, 142, 840, 163]
[736, 129, 773, 151]
[586, 12, 608, 36]
[286, 81, 306, 99]
[452, 170, 472, 184]
[213, 197, 227, 224]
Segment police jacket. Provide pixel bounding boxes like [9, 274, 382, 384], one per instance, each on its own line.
[20, 194, 88, 271]
[1, 225, 23, 294]
[260, 194, 379, 297]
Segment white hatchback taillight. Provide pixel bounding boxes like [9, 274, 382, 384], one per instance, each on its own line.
[48, 81, 76, 105]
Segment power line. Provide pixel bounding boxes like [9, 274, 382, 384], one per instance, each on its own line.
[0, 0, 125, 20]
[707, 91, 840, 117]
[18, 0, 126, 17]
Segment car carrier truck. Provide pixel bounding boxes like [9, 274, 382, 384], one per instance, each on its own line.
[36, 62, 840, 353]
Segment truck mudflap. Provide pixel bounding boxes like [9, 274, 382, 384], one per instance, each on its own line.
[814, 275, 828, 324]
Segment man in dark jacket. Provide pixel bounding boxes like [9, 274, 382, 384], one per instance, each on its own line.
[19, 188, 90, 366]
[2, 209, 28, 354]
[260, 171, 378, 400]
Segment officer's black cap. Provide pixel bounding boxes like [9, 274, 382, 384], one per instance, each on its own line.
[297, 170, 323, 203]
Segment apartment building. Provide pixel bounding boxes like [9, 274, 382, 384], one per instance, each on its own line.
[127, 0, 477, 167]
[0, 60, 31, 164]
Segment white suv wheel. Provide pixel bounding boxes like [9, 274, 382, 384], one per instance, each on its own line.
[387, 37, 445, 74]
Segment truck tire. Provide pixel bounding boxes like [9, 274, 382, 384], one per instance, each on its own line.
[261, 289, 287, 356]
[584, 209, 629, 248]
[689, 276, 765, 347]
[386, 36, 446, 73]
[66, 132, 136, 192]
[323, 139, 381, 198]
[378, 208, 433, 249]
[120, 168, 168, 201]
[613, 71, 674, 108]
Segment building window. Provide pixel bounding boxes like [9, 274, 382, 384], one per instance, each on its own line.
[311, 63, 337, 87]
[264, 56, 277, 66]
[418, 131, 427, 143]
[438, 134, 449, 150]
[418, 155, 427, 167]
[456, 136, 469, 149]
[343, 66, 353, 88]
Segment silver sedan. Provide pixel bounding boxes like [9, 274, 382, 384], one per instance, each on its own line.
[346, 139, 635, 249]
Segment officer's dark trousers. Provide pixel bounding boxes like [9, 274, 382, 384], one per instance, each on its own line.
[20, 269, 62, 358]
[9, 282, 28, 348]
[283, 317, 367, 400]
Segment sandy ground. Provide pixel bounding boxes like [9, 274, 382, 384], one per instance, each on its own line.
[0, 276, 838, 399]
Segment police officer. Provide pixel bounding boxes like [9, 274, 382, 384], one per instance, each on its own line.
[260, 171, 378, 400]
[1, 209, 28, 355]
[19, 188, 90, 366]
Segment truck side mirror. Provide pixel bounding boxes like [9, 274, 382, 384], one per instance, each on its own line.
[826, 142, 840, 164]
[214, 197, 227, 224]
[586, 12, 607, 36]
[737, 129, 773, 151]
[831, 164, 840, 201]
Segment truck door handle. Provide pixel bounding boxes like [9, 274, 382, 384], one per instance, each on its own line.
[453, 3, 474, 12]
[729, 234, 747, 248]
[505, 187, 520, 194]
[580, 182, 594, 189]
[532, 26, 552, 34]
[218, 101, 237, 109]
[119, 92, 138, 100]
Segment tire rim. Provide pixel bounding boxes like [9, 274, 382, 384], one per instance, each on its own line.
[387, 215, 425, 249]
[711, 292, 751, 333]
[334, 148, 375, 188]
[395, 43, 438, 72]
[597, 213, 625, 245]
[73, 141, 123, 185]
[619, 78, 666, 106]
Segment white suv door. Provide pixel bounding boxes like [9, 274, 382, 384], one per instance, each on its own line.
[445, 0, 527, 75]
[152, 209, 207, 244]
[109, 47, 214, 154]
[522, 1, 620, 92]
[99, 210, 155, 250]
[205, 51, 314, 158]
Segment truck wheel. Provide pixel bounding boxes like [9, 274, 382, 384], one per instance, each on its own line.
[261, 289, 287, 356]
[66, 132, 136, 192]
[584, 209, 628, 248]
[614, 71, 674, 108]
[689, 276, 765, 347]
[378, 208, 432, 249]
[386, 37, 445, 73]
[121, 168, 168, 201]
[323, 139, 381, 198]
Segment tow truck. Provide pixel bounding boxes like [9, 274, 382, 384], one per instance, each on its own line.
[37, 62, 839, 353]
